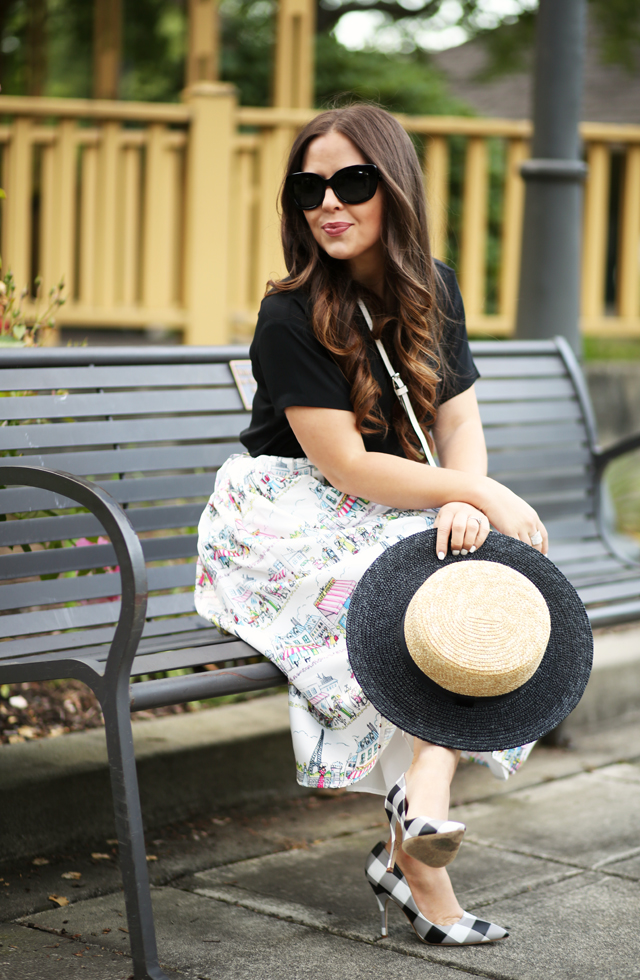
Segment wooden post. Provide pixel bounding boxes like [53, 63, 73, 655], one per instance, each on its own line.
[617, 145, 640, 320]
[183, 82, 236, 345]
[273, 0, 316, 108]
[94, 0, 122, 100]
[424, 136, 449, 262]
[2, 118, 32, 290]
[186, 0, 219, 85]
[41, 119, 77, 300]
[581, 142, 610, 319]
[459, 137, 489, 320]
[499, 139, 529, 323]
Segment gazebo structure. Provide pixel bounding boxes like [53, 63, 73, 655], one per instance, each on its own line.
[0, 1, 638, 346]
[92, 0, 315, 109]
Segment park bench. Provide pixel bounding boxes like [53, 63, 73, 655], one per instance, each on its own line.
[0, 337, 639, 980]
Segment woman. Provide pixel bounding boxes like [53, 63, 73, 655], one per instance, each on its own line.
[195, 104, 547, 945]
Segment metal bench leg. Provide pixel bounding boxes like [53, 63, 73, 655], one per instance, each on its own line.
[102, 688, 170, 980]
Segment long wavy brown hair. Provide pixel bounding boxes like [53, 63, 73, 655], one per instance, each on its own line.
[270, 103, 448, 460]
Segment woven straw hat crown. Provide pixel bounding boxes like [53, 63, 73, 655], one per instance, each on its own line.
[403, 561, 551, 698]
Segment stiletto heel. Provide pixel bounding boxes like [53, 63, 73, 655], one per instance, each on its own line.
[365, 842, 508, 946]
[385, 774, 466, 868]
[386, 820, 400, 873]
[372, 889, 389, 937]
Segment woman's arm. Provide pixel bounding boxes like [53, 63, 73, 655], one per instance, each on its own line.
[285, 386, 548, 555]
[431, 386, 486, 475]
[430, 386, 491, 555]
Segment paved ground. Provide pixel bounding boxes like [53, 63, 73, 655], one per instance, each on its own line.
[2, 712, 640, 980]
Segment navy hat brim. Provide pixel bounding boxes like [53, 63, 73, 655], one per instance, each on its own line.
[346, 529, 593, 751]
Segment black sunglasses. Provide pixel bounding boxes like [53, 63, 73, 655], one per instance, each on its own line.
[286, 164, 380, 210]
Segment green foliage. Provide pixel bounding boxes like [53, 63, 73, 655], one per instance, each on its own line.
[604, 449, 640, 539]
[583, 337, 640, 361]
[2, 1, 638, 106]
[315, 32, 468, 115]
[473, 10, 537, 80]
[0, 267, 65, 346]
[591, 0, 640, 72]
[220, 0, 275, 106]
[120, 0, 186, 103]
[220, 0, 467, 113]
[460, 0, 640, 81]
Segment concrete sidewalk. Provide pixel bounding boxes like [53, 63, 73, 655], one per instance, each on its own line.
[1, 711, 639, 980]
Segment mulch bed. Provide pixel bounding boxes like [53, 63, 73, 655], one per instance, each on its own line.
[0, 680, 195, 745]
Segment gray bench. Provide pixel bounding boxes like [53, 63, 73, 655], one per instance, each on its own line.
[1, 338, 638, 980]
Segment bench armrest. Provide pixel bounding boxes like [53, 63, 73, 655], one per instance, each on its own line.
[0, 465, 148, 688]
[594, 431, 640, 474]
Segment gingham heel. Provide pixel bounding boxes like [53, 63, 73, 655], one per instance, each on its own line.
[365, 841, 508, 945]
[385, 774, 466, 870]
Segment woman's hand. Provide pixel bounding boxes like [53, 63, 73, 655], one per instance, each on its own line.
[480, 481, 548, 555]
[433, 502, 490, 559]
[434, 484, 548, 559]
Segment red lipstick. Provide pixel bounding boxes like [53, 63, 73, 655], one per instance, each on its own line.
[322, 222, 352, 236]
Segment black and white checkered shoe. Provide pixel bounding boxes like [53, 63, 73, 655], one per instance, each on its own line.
[385, 774, 466, 870]
[365, 841, 508, 945]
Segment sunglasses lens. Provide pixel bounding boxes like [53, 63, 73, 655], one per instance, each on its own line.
[290, 173, 324, 209]
[334, 167, 377, 204]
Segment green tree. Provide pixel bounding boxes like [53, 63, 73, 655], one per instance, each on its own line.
[0, 0, 637, 107]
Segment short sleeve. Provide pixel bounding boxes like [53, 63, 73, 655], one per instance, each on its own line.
[255, 297, 352, 415]
[435, 262, 480, 405]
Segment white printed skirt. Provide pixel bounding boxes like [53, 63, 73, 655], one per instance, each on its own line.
[194, 454, 535, 794]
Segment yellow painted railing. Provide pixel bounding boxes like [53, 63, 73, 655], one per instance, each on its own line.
[0, 89, 639, 343]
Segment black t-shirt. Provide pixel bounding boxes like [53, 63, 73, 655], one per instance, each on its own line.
[240, 260, 479, 459]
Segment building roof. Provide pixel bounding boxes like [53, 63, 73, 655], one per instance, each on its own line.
[431, 17, 640, 123]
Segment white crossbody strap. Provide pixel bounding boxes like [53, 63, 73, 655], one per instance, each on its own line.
[357, 299, 437, 467]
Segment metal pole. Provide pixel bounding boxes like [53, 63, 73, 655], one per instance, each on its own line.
[515, 0, 587, 355]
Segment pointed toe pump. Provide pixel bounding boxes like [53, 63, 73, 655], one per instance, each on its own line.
[365, 841, 508, 945]
[385, 774, 466, 870]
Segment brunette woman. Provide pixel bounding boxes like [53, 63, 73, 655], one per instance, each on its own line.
[195, 103, 547, 946]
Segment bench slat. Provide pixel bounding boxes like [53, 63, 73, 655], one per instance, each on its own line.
[483, 422, 586, 449]
[0, 590, 196, 640]
[565, 564, 640, 588]
[471, 355, 566, 378]
[0, 413, 249, 451]
[0, 442, 242, 484]
[0, 387, 243, 421]
[0, 561, 197, 611]
[0, 633, 239, 677]
[550, 539, 610, 562]
[0, 363, 235, 392]
[12, 624, 234, 669]
[498, 470, 591, 497]
[0, 612, 211, 660]
[529, 493, 593, 521]
[0, 533, 197, 580]
[475, 377, 575, 401]
[0, 473, 216, 514]
[589, 599, 640, 629]
[579, 576, 640, 605]
[129, 640, 259, 676]
[479, 400, 581, 425]
[488, 446, 592, 475]
[539, 516, 598, 539]
[0, 502, 203, 547]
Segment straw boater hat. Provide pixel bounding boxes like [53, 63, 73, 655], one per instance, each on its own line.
[346, 529, 593, 750]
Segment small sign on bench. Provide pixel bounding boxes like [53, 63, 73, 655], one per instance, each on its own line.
[229, 360, 257, 411]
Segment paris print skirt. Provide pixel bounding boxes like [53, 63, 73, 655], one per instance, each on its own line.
[194, 454, 535, 793]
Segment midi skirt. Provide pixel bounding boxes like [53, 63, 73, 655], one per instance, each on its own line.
[194, 454, 535, 794]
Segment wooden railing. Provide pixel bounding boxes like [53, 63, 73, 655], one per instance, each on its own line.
[0, 88, 639, 343]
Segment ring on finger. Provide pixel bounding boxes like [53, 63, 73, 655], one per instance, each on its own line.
[468, 514, 484, 527]
[530, 530, 543, 546]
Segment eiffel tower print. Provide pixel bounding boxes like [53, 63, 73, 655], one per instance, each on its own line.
[308, 730, 324, 774]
